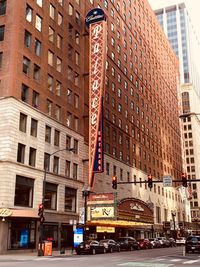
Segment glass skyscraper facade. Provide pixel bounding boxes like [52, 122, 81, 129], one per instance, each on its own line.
[155, 3, 200, 94]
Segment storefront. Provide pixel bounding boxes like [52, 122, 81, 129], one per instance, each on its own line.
[86, 194, 154, 240]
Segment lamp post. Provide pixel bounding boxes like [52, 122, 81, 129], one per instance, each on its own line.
[38, 147, 75, 256]
[171, 211, 176, 240]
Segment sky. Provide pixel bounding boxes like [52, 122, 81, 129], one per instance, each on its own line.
[148, 0, 200, 41]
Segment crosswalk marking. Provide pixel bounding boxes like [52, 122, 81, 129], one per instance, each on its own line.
[183, 259, 200, 264]
[170, 259, 182, 262]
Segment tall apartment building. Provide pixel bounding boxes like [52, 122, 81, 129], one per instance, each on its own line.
[0, 0, 189, 254]
[154, 1, 200, 229]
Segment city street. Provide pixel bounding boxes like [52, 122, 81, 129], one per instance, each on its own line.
[1, 247, 200, 267]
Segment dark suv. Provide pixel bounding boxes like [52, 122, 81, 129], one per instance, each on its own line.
[116, 237, 139, 251]
[185, 235, 200, 253]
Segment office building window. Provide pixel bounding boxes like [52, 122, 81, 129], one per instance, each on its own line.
[45, 125, 51, 143]
[56, 81, 61, 96]
[44, 183, 57, 210]
[19, 113, 27, 133]
[24, 30, 32, 47]
[21, 84, 29, 102]
[73, 163, 78, 179]
[65, 160, 70, 177]
[49, 27, 55, 42]
[66, 135, 71, 149]
[23, 56, 30, 75]
[49, 4, 55, 19]
[29, 147, 36, 167]
[0, 0, 6, 15]
[30, 118, 38, 137]
[35, 14, 42, 32]
[55, 105, 61, 121]
[73, 139, 78, 154]
[36, 0, 42, 7]
[65, 187, 76, 212]
[46, 99, 52, 116]
[17, 143, 25, 163]
[48, 75, 53, 91]
[44, 153, 50, 171]
[54, 130, 60, 146]
[32, 90, 39, 108]
[26, 5, 33, 22]
[0, 51, 2, 68]
[56, 57, 62, 72]
[33, 64, 40, 80]
[53, 156, 59, 174]
[14, 176, 34, 207]
[48, 50, 54, 66]
[35, 38, 41, 56]
[74, 116, 79, 131]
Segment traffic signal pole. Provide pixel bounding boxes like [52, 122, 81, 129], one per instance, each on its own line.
[116, 179, 200, 186]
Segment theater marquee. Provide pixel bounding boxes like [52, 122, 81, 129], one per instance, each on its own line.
[85, 9, 107, 188]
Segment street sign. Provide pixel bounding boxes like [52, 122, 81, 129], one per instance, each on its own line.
[163, 176, 172, 187]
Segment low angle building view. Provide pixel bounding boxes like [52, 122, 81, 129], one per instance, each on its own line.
[0, 0, 200, 266]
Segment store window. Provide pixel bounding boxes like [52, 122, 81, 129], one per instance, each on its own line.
[14, 175, 34, 207]
[65, 187, 77, 212]
[8, 220, 36, 249]
[44, 183, 57, 210]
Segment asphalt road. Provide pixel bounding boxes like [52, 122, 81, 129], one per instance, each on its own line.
[0, 246, 200, 267]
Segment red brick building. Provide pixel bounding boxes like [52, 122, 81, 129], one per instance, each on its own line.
[0, 0, 187, 254]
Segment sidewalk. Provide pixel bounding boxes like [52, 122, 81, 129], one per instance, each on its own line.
[0, 249, 74, 261]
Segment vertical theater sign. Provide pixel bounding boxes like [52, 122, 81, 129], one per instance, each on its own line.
[85, 9, 107, 188]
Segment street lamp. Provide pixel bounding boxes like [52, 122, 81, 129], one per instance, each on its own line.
[171, 211, 176, 240]
[38, 147, 75, 256]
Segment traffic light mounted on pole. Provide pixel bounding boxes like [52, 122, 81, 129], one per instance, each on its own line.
[148, 174, 153, 188]
[182, 173, 188, 187]
[38, 203, 45, 223]
[112, 176, 117, 189]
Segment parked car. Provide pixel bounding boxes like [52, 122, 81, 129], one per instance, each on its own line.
[185, 235, 200, 253]
[168, 238, 176, 247]
[75, 240, 106, 255]
[137, 239, 153, 249]
[116, 237, 140, 251]
[99, 239, 121, 253]
[157, 237, 171, 247]
[176, 237, 186, 246]
[149, 238, 162, 248]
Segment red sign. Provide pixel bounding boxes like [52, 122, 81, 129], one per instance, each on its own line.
[88, 20, 107, 188]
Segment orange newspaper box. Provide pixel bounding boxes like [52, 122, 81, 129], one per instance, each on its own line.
[44, 241, 52, 256]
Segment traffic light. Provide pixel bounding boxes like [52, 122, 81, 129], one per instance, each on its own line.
[112, 176, 117, 189]
[38, 203, 45, 223]
[147, 174, 153, 188]
[182, 173, 187, 187]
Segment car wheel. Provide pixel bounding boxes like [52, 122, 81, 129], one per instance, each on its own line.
[92, 248, 96, 255]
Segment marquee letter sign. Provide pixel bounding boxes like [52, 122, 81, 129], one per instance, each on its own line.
[85, 9, 107, 188]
